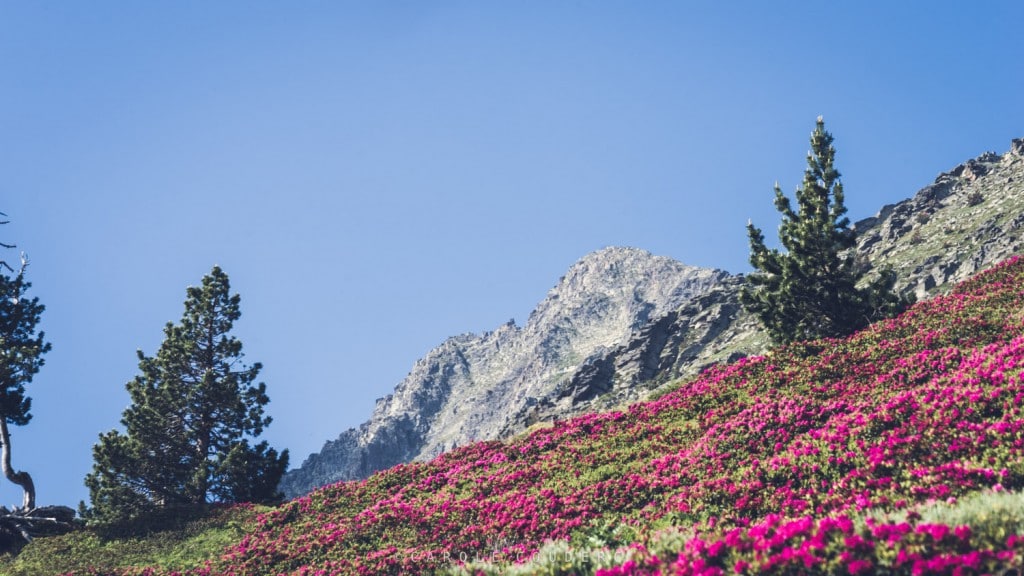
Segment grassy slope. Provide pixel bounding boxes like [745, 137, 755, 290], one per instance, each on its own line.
[0, 506, 264, 576]
[7, 256, 1024, 575]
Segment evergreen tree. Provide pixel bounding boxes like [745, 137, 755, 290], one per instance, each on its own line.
[0, 241, 49, 511]
[84, 266, 288, 525]
[741, 118, 908, 344]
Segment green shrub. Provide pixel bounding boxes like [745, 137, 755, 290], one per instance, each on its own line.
[918, 489, 1024, 550]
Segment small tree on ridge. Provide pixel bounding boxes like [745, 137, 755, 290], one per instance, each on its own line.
[741, 118, 909, 344]
[0, 214, 50, 511]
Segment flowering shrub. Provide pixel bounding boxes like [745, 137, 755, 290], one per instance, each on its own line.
[64, 256, 1024, 575]
[590, 512, 1024, 575]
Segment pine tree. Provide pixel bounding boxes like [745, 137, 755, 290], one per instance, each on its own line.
[0, 253, 50, 511]
[741, 118, 908, 344]
[84, 266, 288, 526]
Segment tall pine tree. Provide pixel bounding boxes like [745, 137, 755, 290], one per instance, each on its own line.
[0, 216, 49, 511]
[741, 118, 908, 344]
[84, 266, 287, 526]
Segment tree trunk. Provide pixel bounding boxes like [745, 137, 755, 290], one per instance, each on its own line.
[0, 418, 34, 511]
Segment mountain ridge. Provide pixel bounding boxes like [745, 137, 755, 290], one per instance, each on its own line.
[281, 138, 1024, 498]
[280, 246, 727, 497]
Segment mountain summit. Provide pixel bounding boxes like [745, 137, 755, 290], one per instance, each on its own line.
[280, 247, 727, 497]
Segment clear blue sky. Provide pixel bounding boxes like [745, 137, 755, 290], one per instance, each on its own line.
[1, 2, 1022, 509]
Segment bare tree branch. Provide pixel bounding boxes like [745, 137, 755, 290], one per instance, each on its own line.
[0, 212, 14, 272]
[0, 419, 35, 511]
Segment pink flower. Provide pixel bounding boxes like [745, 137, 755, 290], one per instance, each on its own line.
[847, 559, 873, 574]
[954, 525, 972, 542]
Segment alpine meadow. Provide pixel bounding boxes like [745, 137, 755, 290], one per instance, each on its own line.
[2, 131, 1024, 574]
[3, 3, 1024, 575]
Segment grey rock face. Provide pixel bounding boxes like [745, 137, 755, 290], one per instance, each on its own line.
[280, 247, 727, 497]
[852, 140, 1024, 298]
[505, 276, 767, 430]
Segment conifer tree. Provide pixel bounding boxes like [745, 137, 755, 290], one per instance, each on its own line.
[0, 215, 49, 511]
[84, 266, 288, 525]
[741, 118, 908, 344]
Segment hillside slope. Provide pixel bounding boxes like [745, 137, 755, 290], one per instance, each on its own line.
[221, 257, 1024, 575]
[18, 255, 1024, 575]
[283, 138, 1024, 499]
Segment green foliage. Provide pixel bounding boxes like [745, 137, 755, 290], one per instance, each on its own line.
[446, 527, 702, 576]
[0, 270, 49, 429]
[0, 505, 262, 576]
[742, 118, 910, 343]
[83, 266, 288, 527]
[0, 224, 50, 513]
[443, 538, 625, 576]
[917, 490, 1024, 550]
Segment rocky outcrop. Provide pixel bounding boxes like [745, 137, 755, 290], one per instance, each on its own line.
[503, 276, 766, 430]
[280, 247, 727, 497]
[0, 505, 77, 554]
[853, 140, 1024, 298]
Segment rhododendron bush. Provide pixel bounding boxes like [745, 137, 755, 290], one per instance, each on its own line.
[67, 257, 1024, 574]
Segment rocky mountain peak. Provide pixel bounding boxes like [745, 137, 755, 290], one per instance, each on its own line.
[526, 247, 726, 354]
[539, 247, 712, 318]
[1010, 137, 1024, 158]
[279, 247, 727, 497]
[553, 246, 690, 288]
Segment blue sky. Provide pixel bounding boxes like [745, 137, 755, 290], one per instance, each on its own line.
[1, 2, 1022, 509]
